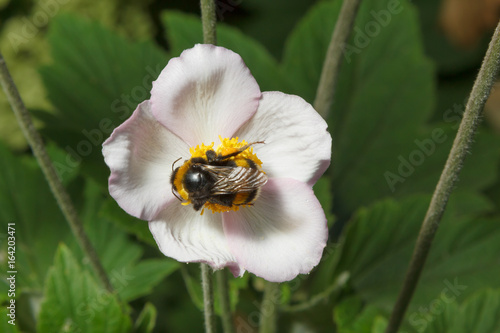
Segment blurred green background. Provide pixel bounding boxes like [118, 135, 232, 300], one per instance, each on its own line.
[1, 0, 500, 332]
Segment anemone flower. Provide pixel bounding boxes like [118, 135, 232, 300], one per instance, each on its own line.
[102, 44, 332, 282]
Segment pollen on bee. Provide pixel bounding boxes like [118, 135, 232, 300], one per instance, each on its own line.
[204, 203, 243, 214]
[175, 136, 266, 214]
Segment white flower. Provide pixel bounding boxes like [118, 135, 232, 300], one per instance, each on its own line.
[102, 44, 332, 282]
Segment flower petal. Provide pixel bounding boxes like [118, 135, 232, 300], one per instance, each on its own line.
[150, 44, 261, 146]
[149, 201, 242, 276]
[235, 91, 332, 186]
[223, 178, 328, 282]
[102, 101, 190, 221]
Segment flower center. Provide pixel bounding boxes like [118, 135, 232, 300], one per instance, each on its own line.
[174, 137, 265, 214]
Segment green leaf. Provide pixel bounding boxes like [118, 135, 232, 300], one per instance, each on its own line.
[74, 180, 179, 302]
[133, 303, 157, 333]
[99, 198, 156, 247]
[0, 142, 70, 292]
[38, 14, 169, 184]
[452, 289, 500, 333]
[180, 265, 204, 310]
[333, 297, 364, 331]
[46, 142, 80, 185]
[282, 0, 436, 217]
[281, 0, 500, 220]
[390, 128, 500, 199]
[371, 317, 388, 333]
[224, 0, 319, 58]
[333, 296, 387, 333]
[37, 244, 132, 333]
[313, 176, 336, 228]
[423, 289, 500, 333]
[330, 194, 500, 314]
[162, 11, 288, 92]
[119, 259, 179, 302]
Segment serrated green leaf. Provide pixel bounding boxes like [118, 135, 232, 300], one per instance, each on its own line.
[422, 289, 500, 333]
[281, 0, 500, 227]
[37, 244, 132, 333]
[283, 0, 435, 217]
[162, 11, 288, 92]
[38, 14, 169, 185]
[72, 180, 179, 302]
[331, 194, 500, 315]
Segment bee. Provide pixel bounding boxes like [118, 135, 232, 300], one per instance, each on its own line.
[170, 142, 268, 211]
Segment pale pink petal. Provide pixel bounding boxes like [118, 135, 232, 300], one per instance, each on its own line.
[149, 200, 242, 275]
[223, 178, 328, 282]
[150, 44, 261, 146]
[235, 91, 332, 186]
[102, 101, 190, 221]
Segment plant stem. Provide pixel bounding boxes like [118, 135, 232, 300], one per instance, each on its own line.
[0, 51, 114, 293]
[314, 0, 362, 118]
[385, 21, 500, 333]
[201, 264, 215, 333]
[200, 2, 217, 331]
[280, 272, 350, 312]
[201, 0, 217, 45]
[259, 281, 279, 333]
[216, 270, 234, 333]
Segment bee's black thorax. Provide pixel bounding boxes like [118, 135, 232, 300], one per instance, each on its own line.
[170, 143, 266, 211]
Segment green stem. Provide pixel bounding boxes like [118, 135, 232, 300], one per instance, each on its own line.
[200, 2, 217, 331]
[259, 281, 279, 333]
[201, 0, 217, 45]
[313, 0, 363, 118]
[280, 272, 350, 312]
[385, 20, 500, 333]
[0, 51, 114, 293]
[201, 264, 215, 333]
[216, 270, 234, 333]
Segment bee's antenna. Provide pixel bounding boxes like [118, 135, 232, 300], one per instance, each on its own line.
[219, 141, 266, 160]
[172, 157, 182, 172]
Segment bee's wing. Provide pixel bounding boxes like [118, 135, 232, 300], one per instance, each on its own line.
[200, 165, 268, 194]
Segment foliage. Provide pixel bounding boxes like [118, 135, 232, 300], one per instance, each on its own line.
[1, 0, 499, 332]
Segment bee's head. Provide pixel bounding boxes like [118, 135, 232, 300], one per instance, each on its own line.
[170, 159, 212, 207]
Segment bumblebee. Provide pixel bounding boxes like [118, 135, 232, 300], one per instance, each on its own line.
[170, 142, 268, 211]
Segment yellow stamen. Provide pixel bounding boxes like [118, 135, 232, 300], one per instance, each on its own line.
[176, 137, 264, 214]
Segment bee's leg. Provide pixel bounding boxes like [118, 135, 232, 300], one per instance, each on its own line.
[206, 149, 217, 163]
[192, 199, 207, 211]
